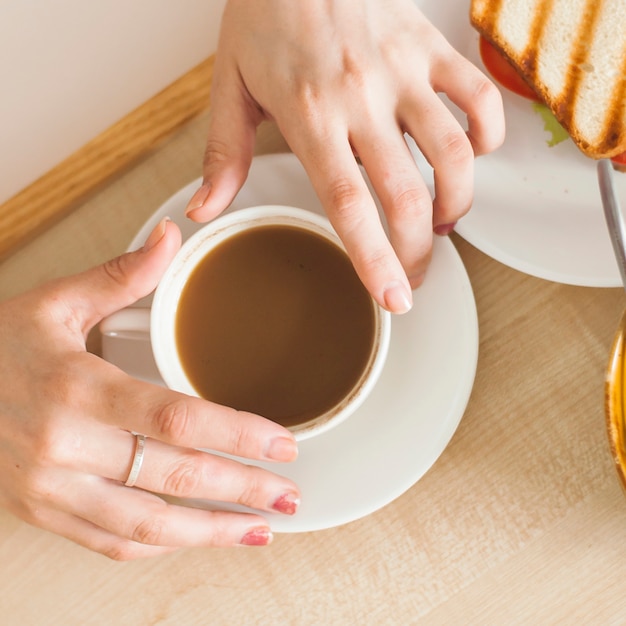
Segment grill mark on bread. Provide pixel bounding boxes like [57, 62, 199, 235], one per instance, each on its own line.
[471, 0, 626, 158]
[599, 48, 626, 154]
[557, 0, 604, 132]
[520, 0, 554, 81]
[480, 0, 504, 30]
[470, 0, 504, 34]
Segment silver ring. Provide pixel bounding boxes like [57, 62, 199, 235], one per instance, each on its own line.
[124, 434, 146, 487]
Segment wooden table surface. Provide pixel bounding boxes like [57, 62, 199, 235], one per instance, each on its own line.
[1, 107, 626, 625]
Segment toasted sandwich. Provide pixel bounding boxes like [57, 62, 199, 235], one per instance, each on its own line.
[470, 0, 626, 160]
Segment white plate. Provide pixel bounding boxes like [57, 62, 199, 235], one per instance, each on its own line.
[412, 0, 625, 287]
[102, 153, 478, 532]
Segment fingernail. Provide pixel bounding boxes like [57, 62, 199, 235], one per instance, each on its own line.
[272, 492, 300, 515]
[142, 217, 170, 252]
[265, 436, 298, 462]
[434, 222, 456, 236]
[239, 527, 273, 546]
[184, 183, 211, 217]
[383, 280, 412, 314]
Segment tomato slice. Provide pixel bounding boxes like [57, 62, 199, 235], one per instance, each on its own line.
[479, 36, 626, 167]
[612, 152, 626, 171]
[479, 36, 541, 102]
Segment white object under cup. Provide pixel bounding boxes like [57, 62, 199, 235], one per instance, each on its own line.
[100, 205, 391, 441]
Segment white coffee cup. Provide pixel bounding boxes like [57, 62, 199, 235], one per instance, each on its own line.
[100, 205, 390, 441]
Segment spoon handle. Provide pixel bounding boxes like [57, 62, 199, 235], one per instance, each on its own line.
[599, 159, 626, 292]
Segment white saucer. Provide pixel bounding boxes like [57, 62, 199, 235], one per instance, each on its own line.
[102, 153, 478, 533]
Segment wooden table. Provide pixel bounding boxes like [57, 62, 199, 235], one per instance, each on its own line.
[1, 97, 626, 625]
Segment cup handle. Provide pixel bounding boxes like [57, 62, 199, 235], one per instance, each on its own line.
[99, 308, 150, 340]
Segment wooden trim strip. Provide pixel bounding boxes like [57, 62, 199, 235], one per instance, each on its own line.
[0, 55, 215, 260]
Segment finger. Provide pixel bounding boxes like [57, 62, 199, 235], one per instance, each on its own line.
[49, 217, 181, 335]
[80, 355, 298, 463]
[352, 124, 433, 288]
[8, 487, 177, 559]
[185, 56, 262, 223]
[38, 509, 179, 560]
[431, 48, 505, 156]
[61, 478, 274, 549]
[89, 431, 300, 515]
[37, 353, 298, 466]
[400, 90, 475, 231]
[286, 128, 413, 314]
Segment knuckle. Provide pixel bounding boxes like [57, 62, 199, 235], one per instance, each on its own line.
[224, 412, 253, 455]
[474, 75, 502, 110]
[163, 454, 203, 497]
[390, 185, 432, 220]
[29, 423, 78, 472]
[130, 514, 166, 545]
[206, 528, 231, 547]
[470, 78, 505, 152]
[289, 50, 369, 123]
[293, 82, 322, 121]
[16, 472, 50, 513]
[438, 129, 473, 165]
[234, 470, 261, 508]
[286, 81, 335, 142]
[32, 368, 87, 468]
[100, 255, 132, 292]
[340, 49, 368, 89]
[152, 399, 193, 443]
[203, 137, 232, 166]
[29, 433, 66, 468]
[32, 285, 80, 334]
[102, 541, 142, 562]
[194, 511, 231, 547]
[39, 355, 84, 403]
[326, 179, 363, 221]
[355, 247, 390, 278]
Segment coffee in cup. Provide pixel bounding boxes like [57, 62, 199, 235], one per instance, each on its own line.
[101, 205, 390, 440]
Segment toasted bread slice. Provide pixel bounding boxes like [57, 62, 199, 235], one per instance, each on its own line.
[471, 0, 626, 159]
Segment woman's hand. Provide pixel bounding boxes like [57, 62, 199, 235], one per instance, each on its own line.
[0, 219, 299, 560]
[186, 0, 504, 313]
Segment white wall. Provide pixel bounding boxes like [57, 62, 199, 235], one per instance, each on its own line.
[0, 0, 227, 205]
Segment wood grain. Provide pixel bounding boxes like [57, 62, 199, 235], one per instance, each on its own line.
[0, 56, 215, 261]
[2, 50, 626, 625]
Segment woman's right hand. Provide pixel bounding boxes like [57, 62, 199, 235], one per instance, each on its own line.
[0, 218, 300, 560]
[188, 0, 505, 314]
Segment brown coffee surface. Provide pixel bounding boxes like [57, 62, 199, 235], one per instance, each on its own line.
[175, 224, 376, 427]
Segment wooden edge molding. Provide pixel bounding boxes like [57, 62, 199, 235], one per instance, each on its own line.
[0, 55, 215, 260]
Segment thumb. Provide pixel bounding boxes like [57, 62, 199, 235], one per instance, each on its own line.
[60, 217, 182, 333]
[185, 60, 260, 223]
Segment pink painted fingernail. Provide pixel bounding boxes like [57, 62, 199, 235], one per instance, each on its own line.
[265, 436, 298, 462]
[240, 527, 273, 546]
[272, 491, 300, 515]
[383, 281, 412, 314]
[184, 183, 211, 217]
[434, 222, 457, 236]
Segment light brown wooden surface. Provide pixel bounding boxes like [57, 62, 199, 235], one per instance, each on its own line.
[1, 109, 626, 625]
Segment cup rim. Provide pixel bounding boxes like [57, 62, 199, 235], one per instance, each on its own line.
[151, 204, 391, 441]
